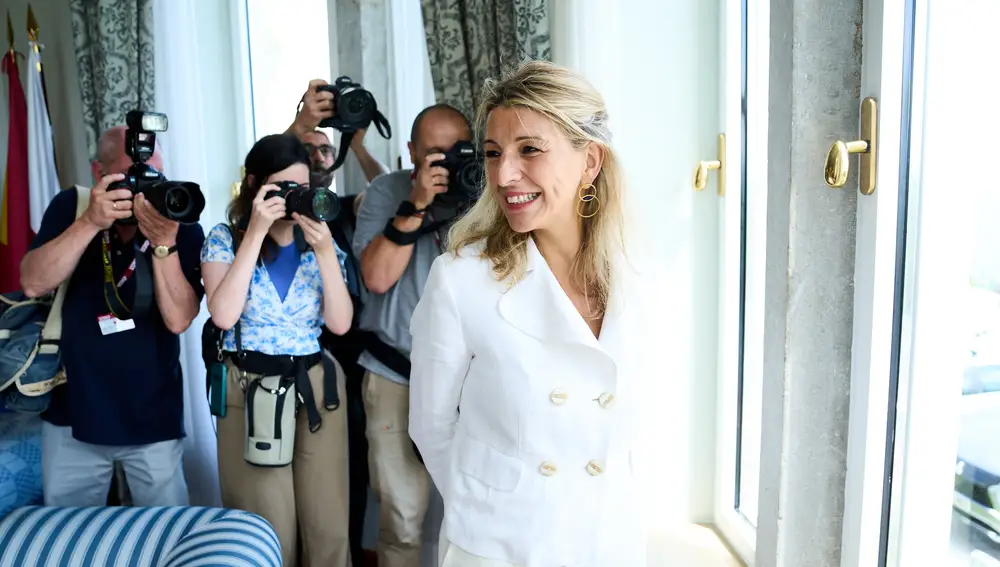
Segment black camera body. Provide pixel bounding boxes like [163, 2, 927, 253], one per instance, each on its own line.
[432, 141, 484, 208]
[316, 77, 379, 132]
[265, 181, 340, 222]
[109, 110, 205, 225]
[307, 76, 392, 175]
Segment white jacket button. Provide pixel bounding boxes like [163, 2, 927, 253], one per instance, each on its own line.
[550, 389, 568, 405]
[586, 460, 604, 476]
[539, 461, 558, 476]
[598, 392, 616, 408]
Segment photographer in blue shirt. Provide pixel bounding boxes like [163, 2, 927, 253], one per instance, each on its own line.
[19, 125, 205, 507]
[201, 133, 354, 567]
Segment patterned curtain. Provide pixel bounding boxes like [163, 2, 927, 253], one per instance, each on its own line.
[69, 0, 155, 160]
[421, 0, 551, 121]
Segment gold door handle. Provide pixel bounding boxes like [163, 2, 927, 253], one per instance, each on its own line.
[692, 133, 726, 196]
[824, 97, 878, 195]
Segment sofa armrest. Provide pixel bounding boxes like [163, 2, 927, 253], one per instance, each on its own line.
[160, 511, 282, 567]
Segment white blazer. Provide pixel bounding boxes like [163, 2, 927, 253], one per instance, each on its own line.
[409, 237, 668, 567]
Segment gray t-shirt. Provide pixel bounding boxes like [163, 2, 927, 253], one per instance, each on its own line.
[352, 169, 448, 386]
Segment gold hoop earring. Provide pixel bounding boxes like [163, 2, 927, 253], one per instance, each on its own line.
[577, 183, 600, 219]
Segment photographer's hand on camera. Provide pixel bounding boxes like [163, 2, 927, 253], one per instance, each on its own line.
[410, 153, 449, 211]
[293, 211, 353, 333]
[294, 213, 334, 253]
[291, 79, 334, 136]
[133, 194, 179, 247]
[83, 173, 134, 230]
[247, 184, 287, 238]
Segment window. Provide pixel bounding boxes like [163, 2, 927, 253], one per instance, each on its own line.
[716, 0, 768, 555]
[387, 0, 436, 169]
[839, 1, 1000, 564]
[244, 0, 332, 142]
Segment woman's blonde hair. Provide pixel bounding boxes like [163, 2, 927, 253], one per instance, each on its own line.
[447, 60, 626, 314]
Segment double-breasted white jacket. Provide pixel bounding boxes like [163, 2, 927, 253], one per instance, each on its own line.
[409, 237, 669, 567]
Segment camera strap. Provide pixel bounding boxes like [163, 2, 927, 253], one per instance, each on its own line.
[101, 230, 153, 320]
[234, 321, 328, 433]
[323, 108, 393, 175]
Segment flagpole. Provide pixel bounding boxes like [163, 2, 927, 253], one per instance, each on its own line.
[26, 5, 51, 122]
[24, 4, 60, 235]
[6, 10, 13, 61]
[26, 3, 56, 179]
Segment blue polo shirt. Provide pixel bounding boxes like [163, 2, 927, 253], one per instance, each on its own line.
[30, 188, 205, 446]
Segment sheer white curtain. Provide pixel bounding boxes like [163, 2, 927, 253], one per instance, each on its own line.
[153, 0, 222, 508]
[388, 0, 436, 169]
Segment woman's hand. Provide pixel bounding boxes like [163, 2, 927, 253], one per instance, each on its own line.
[293, 213, 334, 253]
[247, 184, 286, 236]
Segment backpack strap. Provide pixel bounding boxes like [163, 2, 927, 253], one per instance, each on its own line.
[38, 186, 90, 354]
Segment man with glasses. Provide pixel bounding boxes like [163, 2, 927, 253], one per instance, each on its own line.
[301, 128, 387, 192]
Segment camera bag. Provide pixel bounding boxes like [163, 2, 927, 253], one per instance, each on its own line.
[0, 186, 90, 413]
[244, 371, 298, 467]
[233, 322, 324, 467]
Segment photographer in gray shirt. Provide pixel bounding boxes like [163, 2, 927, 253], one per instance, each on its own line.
[351, 103, 471, 567]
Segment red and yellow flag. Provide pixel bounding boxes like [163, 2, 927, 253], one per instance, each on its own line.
[0, 48, 31, 293]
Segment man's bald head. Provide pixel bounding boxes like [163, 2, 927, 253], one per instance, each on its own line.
[409, 104, 469, 145]
[407, 104, 472, 170]
[91, 125, 164, 183]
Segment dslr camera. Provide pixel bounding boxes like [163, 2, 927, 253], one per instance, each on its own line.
[110, 110, 205, 225]
[265, 181, 340, 222]
[317, 76, 384, 133]
[432, 141, 484, 208]
[307, 76, 392, 173]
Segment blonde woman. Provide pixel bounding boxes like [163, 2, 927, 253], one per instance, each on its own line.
[408, 60, 663, 566]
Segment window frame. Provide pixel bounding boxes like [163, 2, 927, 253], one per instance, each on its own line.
[714, 0, 769, 562]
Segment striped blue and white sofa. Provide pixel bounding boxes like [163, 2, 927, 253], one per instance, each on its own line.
[0, 506, 282, 566]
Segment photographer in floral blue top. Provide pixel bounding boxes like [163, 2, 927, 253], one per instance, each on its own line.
[200, 133, 354, 567]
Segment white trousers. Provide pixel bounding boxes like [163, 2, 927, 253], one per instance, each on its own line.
[41, 422, 188, 507]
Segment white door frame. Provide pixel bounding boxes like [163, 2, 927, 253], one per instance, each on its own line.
[838, 0, 909, 563]
[840, 0, 973, 565]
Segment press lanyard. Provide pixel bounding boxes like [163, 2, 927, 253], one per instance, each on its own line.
[101, 230, 149, 318]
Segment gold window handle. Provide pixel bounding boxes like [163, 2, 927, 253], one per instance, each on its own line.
[692, 133, 726, 196]
[824, 97, 878, 195]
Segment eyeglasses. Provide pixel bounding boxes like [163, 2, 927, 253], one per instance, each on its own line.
[304, 143, 335, 157]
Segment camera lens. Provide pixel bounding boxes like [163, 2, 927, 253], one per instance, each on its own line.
[340, 91, 371, 123]
[310, 190, 339, 222]
[164, 187, 192, 217]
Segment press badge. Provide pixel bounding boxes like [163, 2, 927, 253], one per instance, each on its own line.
[98, 314, 136, 336]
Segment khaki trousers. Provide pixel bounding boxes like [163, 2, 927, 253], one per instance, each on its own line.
[217, 357, 351, 567]
[364, 371, 431, 567]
